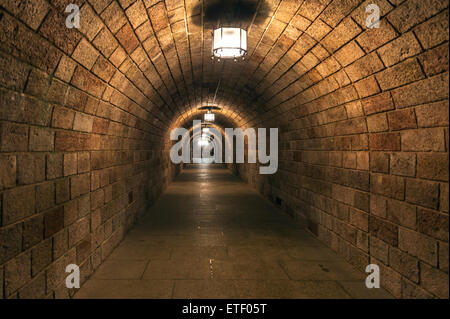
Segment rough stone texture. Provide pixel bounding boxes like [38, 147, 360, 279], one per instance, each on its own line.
[0, 0, 448, 299]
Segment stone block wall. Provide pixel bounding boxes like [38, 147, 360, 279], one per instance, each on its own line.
[239, 0, 449, 299]
[0, 0, 448, 299]
[0, 0, 178, 298]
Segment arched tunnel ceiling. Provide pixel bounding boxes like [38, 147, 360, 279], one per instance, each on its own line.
[125, 0, 314, 128]
[1, 0, 448, 132]
[133, 0, 346, 127]
[0, 0, 388, 129]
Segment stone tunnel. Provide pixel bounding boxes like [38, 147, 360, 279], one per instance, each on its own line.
[0, 0, 448, 299]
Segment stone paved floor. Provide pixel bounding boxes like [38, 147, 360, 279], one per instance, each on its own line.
[76, 166, 393, 299]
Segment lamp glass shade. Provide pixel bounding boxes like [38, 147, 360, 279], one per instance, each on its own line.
[204, 112, 215, 122]
[213, 27, 247, 58]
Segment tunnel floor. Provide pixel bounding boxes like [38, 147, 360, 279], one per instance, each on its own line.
[76, 166, 392, 299]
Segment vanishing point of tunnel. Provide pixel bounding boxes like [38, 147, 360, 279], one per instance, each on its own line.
[0, 0, 449, 299]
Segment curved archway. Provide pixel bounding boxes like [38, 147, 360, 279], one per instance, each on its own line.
[0, 0, 448, 299]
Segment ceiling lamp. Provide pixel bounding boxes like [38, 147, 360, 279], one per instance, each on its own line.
[213, 27, 247, 60]
[198, 138, 209, 146]
[204, 110, 215, 122]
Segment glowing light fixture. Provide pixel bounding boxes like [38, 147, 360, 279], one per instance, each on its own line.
[213, 27, 247, 59]
[198, 134, 209, 146]
[204, 110, 215, 122]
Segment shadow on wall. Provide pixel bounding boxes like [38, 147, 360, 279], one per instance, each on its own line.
[192, 0, 271, 27]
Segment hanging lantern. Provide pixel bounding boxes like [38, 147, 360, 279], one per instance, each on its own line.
[204, 110, 215, 122]
[213, 27, 247, 59]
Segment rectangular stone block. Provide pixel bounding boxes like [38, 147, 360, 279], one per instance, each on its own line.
[36, 181, 55, 213]
[399, 228, 438, 266]
[5, 251, 31, 297]
[354, 76, 380, 99]
[367, 113, 388, 132]
[390, 153, 416, 177]
[0, 51, 31, 91]
[92, 117, 110, 134]
[418, 208, 449, 242]
[101, 1, 127, 33]
[116, 23, 139, 54]
[2, 185, 36, 225]
[53, 230, 69, 260]
[378, 32, 422, 67]
[63, 200, 79, 227]
[387, 109, 417, 131]
[441, 183, 449, 213]
[77, 152, 91, 173]
[387, 199, 417, 230]
[362, 92, 394, 115]
[71, 38, 99, 69]
[0, 265, 3, 299]
[370, 194, 387, 218]
[47, 78, 68, 104]
[416, 100, 449, 128]
[349, 208, 368, 232]
[373, 257, 402, 298]
[406, 179, 440, 209]
[370, 152, 389, 173]
[76, 236, 92, 264]
[356, 151, 369, 170]
[417, 153, 449, 181]
[369, 215, 398, 246]
[68, 217, 90, 248]
[371, 173, 405, 200]
[44, 207, 64, 239]
[17, 154, 45, 185]
[70, 173, 90, 199]
[18, 272, 46, 299]
[414, 10, 449, 49]
[391, 73, 448, 108]
[46, 153, 63, 180]
[91, 188, 105, 210]
[389, 247, 419, 283]
[420, 262, 449, 299]
[0, 155, 16, 190]
[401, 277, 434, 299]
[439, 242, 449, 273]
[369, 132, 401, 151]
[370, 236, 389, 264]
[52, 106, 75, 129]
[29, 126, 54, 151]
[78, 194, 91, 218]
[23, 215, 44, 250]
[0, 223, 22, 264]
[64, 153, 77, 177]
[0, 122, 29, 152]
[55, 178, 70, 205]
[73, 112, 94, 133]
[401, 128, 446, 152]
[418, 43, 449, 77]
[31, 239, 52, 276]
[393, 0, 447, 31]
